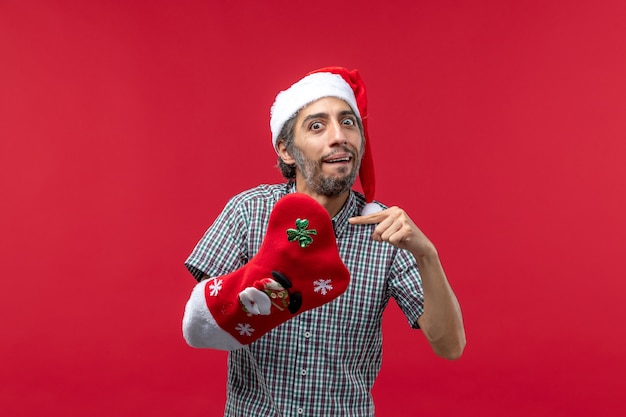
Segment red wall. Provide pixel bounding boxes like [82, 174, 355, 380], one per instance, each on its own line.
[2, 1, 625, 416]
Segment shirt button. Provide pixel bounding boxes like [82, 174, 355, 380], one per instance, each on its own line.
[304, 331, 312, 338]
[300, 368, 307, 376]
[297, 407, 304, 414]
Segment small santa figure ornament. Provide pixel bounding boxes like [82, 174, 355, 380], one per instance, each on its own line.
[183, 193, 351, 350]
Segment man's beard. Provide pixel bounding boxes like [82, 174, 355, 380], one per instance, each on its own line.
[291, 145, 361, 197]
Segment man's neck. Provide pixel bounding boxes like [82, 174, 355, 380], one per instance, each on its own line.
[293, 183, 350, 218]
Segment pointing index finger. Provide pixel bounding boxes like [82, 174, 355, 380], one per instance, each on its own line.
[348, 211, 385, 225]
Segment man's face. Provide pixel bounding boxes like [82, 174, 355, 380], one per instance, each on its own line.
[288, 97, 364, 197]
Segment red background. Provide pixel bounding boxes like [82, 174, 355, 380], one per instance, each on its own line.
[1, 1, 625, 416]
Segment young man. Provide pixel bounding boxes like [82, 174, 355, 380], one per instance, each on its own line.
[182, 67, 465, 416]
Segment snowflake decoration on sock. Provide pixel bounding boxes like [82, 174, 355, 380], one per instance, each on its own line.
[207, 278, 223, 297]
[235, 323, 254, 337]
[313, 279, 333, 295]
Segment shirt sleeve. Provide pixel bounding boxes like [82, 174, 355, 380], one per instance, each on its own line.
[386, 249, 424, 329]
[184, 196, 250, 282]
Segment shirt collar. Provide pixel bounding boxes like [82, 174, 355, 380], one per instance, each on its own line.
[332, 190, 359, 239]
[286, 182, 359, 238]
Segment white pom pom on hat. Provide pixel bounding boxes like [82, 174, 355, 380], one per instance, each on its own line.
[270, 66, 381, 215]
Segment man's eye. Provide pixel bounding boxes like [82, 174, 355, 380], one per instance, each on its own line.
[310, 122, 323, 130]
[342, 118, 355, 126]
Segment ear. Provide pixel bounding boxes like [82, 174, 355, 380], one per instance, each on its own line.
[276, 140, 296, 165]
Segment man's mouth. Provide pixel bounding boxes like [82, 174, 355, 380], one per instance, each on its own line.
[323, 154, 353, 164]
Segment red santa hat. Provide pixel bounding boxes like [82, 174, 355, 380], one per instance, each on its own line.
[270, 67, 380, 215]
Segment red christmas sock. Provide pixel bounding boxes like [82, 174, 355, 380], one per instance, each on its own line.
[183, 193, 350, 350]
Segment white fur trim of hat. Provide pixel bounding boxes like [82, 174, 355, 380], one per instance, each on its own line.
[270, 72, 361, 151]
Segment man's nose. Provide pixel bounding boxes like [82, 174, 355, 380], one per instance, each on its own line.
[328, 120, 348, 146]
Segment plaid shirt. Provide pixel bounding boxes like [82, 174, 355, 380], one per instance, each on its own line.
[185, 183, 424, 417]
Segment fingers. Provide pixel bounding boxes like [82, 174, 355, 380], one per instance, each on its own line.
[370, 212, 396, 241]
[375, 214, 412, 246]
[348, 211, 386, 225]
[378, 220, 407, 245]
[350, 206, 416, 249]
[351, 206, 434, 254]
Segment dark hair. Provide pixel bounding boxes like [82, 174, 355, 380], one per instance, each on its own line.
[276, 114, 298, 180]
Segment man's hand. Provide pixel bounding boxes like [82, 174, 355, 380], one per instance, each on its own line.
[351, 205, 466, 360]
[349, 206, 436, 258]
